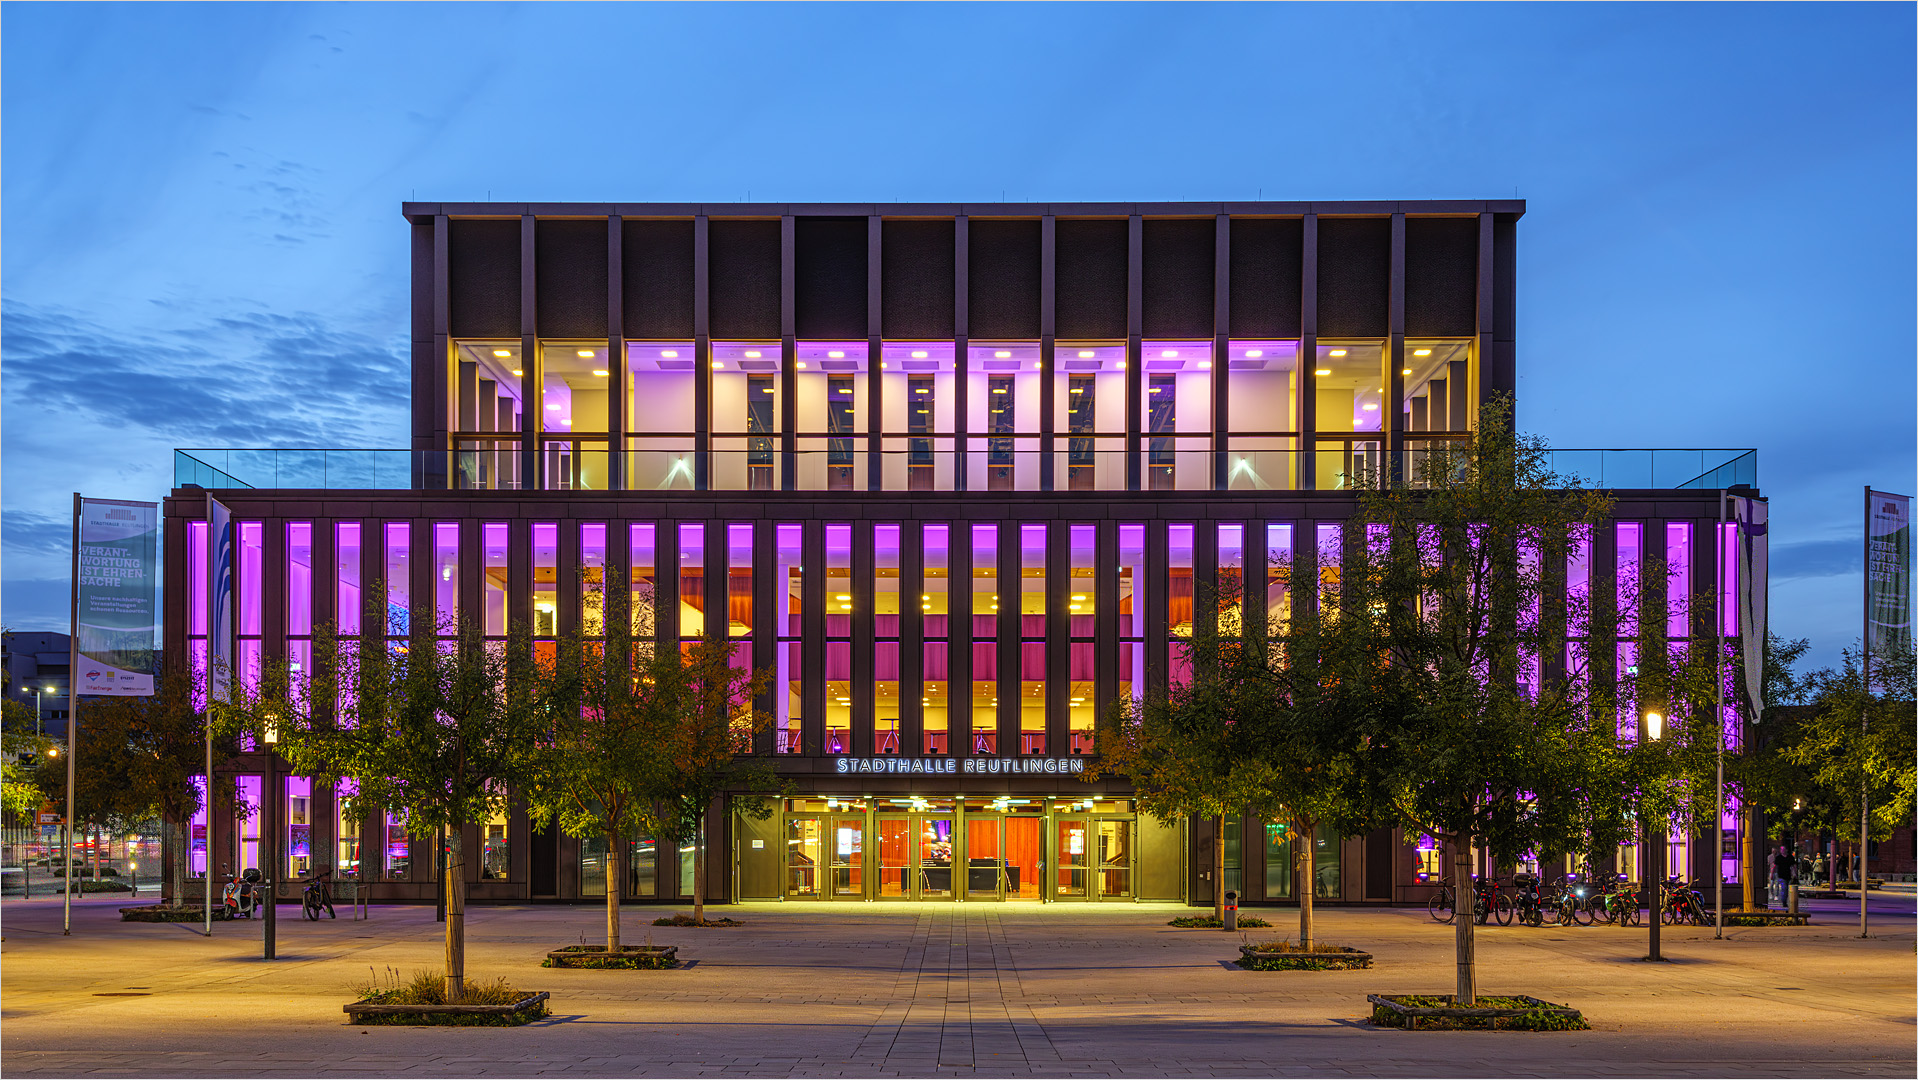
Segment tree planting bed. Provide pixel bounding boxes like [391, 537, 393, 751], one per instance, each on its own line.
[651, 914, 741, 927]
[1717, 910, 1812, 927]
[344, 992, 550, 1027]
[1236, 943, 1371, 970]
[120, 905, 221, 923]
[1167, 915, 1272, 928]
[543, 945, 678, 969]
[1367, 994, 1588, 1031]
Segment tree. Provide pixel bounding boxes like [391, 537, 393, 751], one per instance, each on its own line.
[229, 617, 539, 1002]
[1341, 401, 1628, 1004]
[2, 699, 51, 822]
[635, 634, 779, 923]
[1787, 643, 1916, 882]
[29, 674, 237, 905]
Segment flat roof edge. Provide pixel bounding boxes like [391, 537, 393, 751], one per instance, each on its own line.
[401, 199, 1528, 223]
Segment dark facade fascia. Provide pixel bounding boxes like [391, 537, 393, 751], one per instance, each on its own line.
[403, 200, 1528, 224]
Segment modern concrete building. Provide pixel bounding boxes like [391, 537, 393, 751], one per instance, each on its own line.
[165, 200, 1760, 907]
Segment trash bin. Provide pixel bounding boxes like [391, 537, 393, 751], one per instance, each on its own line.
[1224, 890, 1239, 931]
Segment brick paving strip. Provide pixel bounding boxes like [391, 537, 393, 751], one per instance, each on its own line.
[1, 894, 1913, 1077]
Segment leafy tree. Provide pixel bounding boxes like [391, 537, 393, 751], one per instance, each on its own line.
[2, 698, 51, 821]
[1341, 401, 1628, 1004]
[636, 634, 780, 923]
[228, 617, 539, 1002]
[28, 675, 237, 905]
[1787, 643, 1916, 880]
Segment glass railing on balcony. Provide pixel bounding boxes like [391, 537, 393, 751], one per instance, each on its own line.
[177, 446, 1757, 494]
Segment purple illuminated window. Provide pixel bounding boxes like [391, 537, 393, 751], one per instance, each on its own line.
[483, 523, 508, 636]
[1666, 523, 1692, 639]
[532, 523, 557, 637]
[629, 523, 656, 640]
[679, 523, 704, 639]
[1718, 522, 1738, 638]
[1068, 640, 1094, 754]
[237, 775, 262, 873]
[286, 777, 312, 877]
[874, 640, 900, 754]
[777, 639, 802, 754]
[1316, 523, 1341, 612]
[1020, 525, 1047, 752]
[1567, 525, 1593, 639]
[824, 524, 850, 635]
[384, 523, 410, 637]
[238, 522, 264, 637]
[335, 778, 360, 880]
[1020, 639, 1046, 755]
[775, 523, 802, 639]
[874, 524, 899, 641]
[923, 524, 949, 638]
[922, 640, 948, 754]
[1616, 523, 1642, 639]
[727, 523, 753, 639]
[1218, 524, 1244, 637]
[1616, 641, 1638, 742]
[1118, 523, 1146, 648]
[1168, 523, 1194, 640]
[580, 523, 606, 637]
[287, 523, 313, 637]
[335, 523, 362, 636]
[433, 522, 459, 630]
[825, 639, 850, 754]
[188, 775, 209, 877]
[189, 521, 208, 636]
[1266, 524, 1293, 636]
[1068, 524, 1095, 636]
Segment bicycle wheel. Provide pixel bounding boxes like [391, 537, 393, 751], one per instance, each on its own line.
[1494, 895, 1515, 926]
[1629, 902, 1644, 927]
[302, 894, 320, 921]
[1428, 889, 1455, 924]
[1571, 899, 1593, 926]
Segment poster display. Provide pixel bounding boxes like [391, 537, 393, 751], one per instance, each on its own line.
[1865, 488, 1911, 659]
[74, 498, 158, 696]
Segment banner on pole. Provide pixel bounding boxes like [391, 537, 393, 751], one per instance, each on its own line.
[1865, 489, 1911, 659]
[208, 496, 234, 703]
[74, 498, 158, 696]
[1731, 496, 1768, 723]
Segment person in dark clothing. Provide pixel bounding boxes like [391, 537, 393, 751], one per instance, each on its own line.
[1768, 845, 1795, 908]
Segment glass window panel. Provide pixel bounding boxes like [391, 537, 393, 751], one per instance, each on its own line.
[1568, 525, 1593, 639]
[626, 342, 696, 434]
[433, 522, 459, 631]
[880, 342, 957, 491]
[825, 640, 850, 754]
[875, 524, 900, 639]
[1266, 524, 1293, 637]
[580, 523, 606, 637]
[1019, 641, 1045, 755]
[238, 522, 264, 637]
[875, 641, 900, 754]
[1143, 342, 1212, 491]
[481, 796, 510, 880]
[776, 523, 803, 639]
[825, 524, 851, 635]
[533, 523, 558, 638]
[727, 522, 753, 638]
[334, 779, 359, 880]
[678, 827, 698, 897]
[1118, 524, 1146, 641]
[539, 342, 610, 437]
[1617, 523, 1642, 639]
[678, 523, 704, 639]
[1068, 641, 1094, 754]
[1666, 522, 1692, 639]
[923, 640, 949, 754]
[1068, 524, 1095, 636]
[383, 811, 410, 879]
[971, 640, 997, 754]
[968, 343, 1040, 491]
[1218, 524, 1244, 638]
[711, 342, 781, 491]
[1316, 523, 1342, 614]
[1055, 344, 1126, 491]
[1018, 523, 1046, 628]
[630, 524, 656, 641]
[1227, 341, 1298, 434]
[1313, 342, 1385, 436]
[1719, 521, 1739, 639]
[629, 832, 657, 897]
[335, 523, 363, 637]
[383, 522, 410, 637]
[237, 775, 261, 873]
[1403, 341, 1473, 433]
[776, 640, 802, 754]
[1263, 820, 1295, 899]
[580, 836, 607, 898]
[286, 776, 312, 878]
[923, 524, 949, 638]
[796, 343, 867, 492]
[972, 524, 998, 630]
[286, 523, 312, 637]
[189, 520, 209, 637]
[1168, 524, 1194, 639]
[1312, 824, 1340, 899]
[481, 523, 507, 636]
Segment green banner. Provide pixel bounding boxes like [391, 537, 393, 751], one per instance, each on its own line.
[75, 497, 157, 696]
[1866, 489, 1910, 659]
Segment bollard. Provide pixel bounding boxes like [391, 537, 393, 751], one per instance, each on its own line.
[1224, 890, 1239, 932]
[1789, 879, 1799, 914]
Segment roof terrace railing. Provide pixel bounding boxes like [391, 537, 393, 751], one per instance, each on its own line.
[174, 446, 1757, 494]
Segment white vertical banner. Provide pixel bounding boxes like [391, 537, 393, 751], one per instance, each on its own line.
[207, 495, 234, 704]
[75, 498, 158, 696]
[1865, 489, 1911, 661]
[1731, 496, 1767, 722]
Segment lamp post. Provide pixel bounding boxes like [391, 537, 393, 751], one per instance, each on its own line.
[1789, 797, 1805, 915]
[1643, 709, 1665, 963]
[261, 718, 278, 961]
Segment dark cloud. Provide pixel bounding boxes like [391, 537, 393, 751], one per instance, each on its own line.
[1770, 538, 1860, 582]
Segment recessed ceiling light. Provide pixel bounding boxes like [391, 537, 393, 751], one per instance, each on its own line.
[661, 349, 679, 359]
[546, 403, 561, 410]
[577, 349, 595, 358]
[1315, 368, 1332, 376]
[797, 362, 807, 369]
[1077, 350, 1095, 359]
[1246, 350, 1263, 358]
[1198, 361, 1212, 369]
[592, 369, 610, 377]
[711, 362, 723, 369]
[561, 418, 573, 426]
[1362, 403, 1379, 411]
[1329, 349, 1348, 357]
[1414, 348, 1433, 357]
[744, 350, 762, 359]
[911, 349, 928, 359]
[1069, 387, 1082, 394]
[828, 350, 844, 359]
[492, 349, 511, 357]
[1117, 361, 1126, 370]
[995, 350, 1012, 358]
[1401, 368, 1412, 376]
[510, 369, 524, 377]
[1161, 349, 1178, 358]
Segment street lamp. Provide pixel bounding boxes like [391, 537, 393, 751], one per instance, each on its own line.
[1643, 709, 1666, 963]
[1789, 796, 1806, 914]
[262, 716, 279, 961]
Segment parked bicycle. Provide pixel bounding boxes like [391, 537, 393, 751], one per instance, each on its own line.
[300, 868, 337, 921]
[1659, 876, 1710, 926]
[1511, 872, 1546, 927]
[1428, 882, 1457, 924]
[1549, 873, 1595, 926]
[1599, 873, 1642, 925]
[1472, 876, 1515, 926]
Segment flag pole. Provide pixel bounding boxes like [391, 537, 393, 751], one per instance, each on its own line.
[65, 494, 81, 936]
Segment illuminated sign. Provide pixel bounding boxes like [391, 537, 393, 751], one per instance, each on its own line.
[832, 757, 1087, 775]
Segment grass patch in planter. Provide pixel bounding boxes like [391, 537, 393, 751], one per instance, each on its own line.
[1236, 940, 1372, 970]
[652, 913, 741, 927]
[120, 904, 215, 923]
[1168, 915, 1272, 928]
[1368, 993, 1588, 1031]
[543, 944, 679, 969]
[1720, 911, 1811, 927]
[345, 968, 549, 1027]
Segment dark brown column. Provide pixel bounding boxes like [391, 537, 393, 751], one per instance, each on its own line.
[997, 520, 1018, 756]
[954, 215, 969, 493]
[901, 520, 924, 756]
[520, 215, 539, 489]
[780, 215, 797, 491]
[607, 215, 626, 491]
[1045, 519, 1069, 758]
[867, 215, 883, 493]
[1126, 214, 1143, 492]
[1040, 214, 1056, 493]
[694, 214, 711, 491]
[1299, 213, 1318, 490]
[427, 215, 451, 490]
[851, 519, 875, 756]
[950, 517, 973, 759]
[1213, 213, 1231, 491]
[1475, 212, 1495, 426]
[1387, 213, 1406, 477]
[1094, 517, 1117, 736]
[802, 521, 825, 758]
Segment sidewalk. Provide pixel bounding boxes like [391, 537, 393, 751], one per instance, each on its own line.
[3, 898, 1913, 1078]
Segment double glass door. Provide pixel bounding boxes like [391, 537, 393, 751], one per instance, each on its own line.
[1054, 817, 1133, 901]
[878, 815, 955, 900]
[786, 815, 867, 899]
[961, 816, 1044, 900]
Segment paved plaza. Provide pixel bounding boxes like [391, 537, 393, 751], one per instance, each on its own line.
[2, 894, 1913, 1078]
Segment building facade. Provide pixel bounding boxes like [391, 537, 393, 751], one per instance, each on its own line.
[164, 200, 1761, 907]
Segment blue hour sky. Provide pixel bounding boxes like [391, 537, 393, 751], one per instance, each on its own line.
[2, 2, 1912, 673]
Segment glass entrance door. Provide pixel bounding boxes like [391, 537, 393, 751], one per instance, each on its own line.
[918, 816, 955, 899]
[1055, 818, 1089, 898]
[1097, 819, 1133, 899]
[965, 817, 1002, 899]
[787, 817, 824, 898]
[829, 816, 865, 898]
[878, 817, 911, 898]
[1004, 817, 1042, 900]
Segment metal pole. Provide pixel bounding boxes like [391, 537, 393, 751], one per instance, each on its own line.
[64, 493, 80, 936]
[1860, 486, 1870, 939]
[263, 751, 277, 960]
[1714, 489, 1725, 938]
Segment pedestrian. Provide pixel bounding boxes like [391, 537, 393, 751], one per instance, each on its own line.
[1768, 845, 1792, 908]
[1813, 852, 1826, 884]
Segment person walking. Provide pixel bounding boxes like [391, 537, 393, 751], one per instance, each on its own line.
[1768, 845, 1793, 909]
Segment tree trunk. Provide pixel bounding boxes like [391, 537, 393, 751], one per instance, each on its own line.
[606, 832, 623, 952]
[1453, 836, 1477, 1006]
[691, 821, 706, 923]
[169, 819, 189, 907]
[1214, 814, 1227, 922]
[1739, 804, 1755, 911]
[1297, 818, 1315, 951]
[444, 827, 465, 1004]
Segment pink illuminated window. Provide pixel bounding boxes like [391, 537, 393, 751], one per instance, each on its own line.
[384, 523, 410, 637]
[335, 523, 362, 636]
[1666, 523, 1692, 639]
[483, 523, 507, 636]
[922, 640, 948, 754]
[533, 523, 557, 637]
[189, 521, 208, 636]
[580, 523, 607, 637]
[777, 639, 803, 754]
[238, 522, 264, 637]
[1616, 523, 1642, 639]
[826, 639, 850, 754]
[631, 524, 657, 640]
[433, 523, 459, 630]
[1266, 523, 1293, 636]
[1316, 523, 1341, 613]
[728, 523, 753, 639]
[679, 523, 705, 639]
[286, 523, 313, 636]
[1567, 525, 1592, 638]
[874, 640, 900, 754]
[1718, 522, 1738, 638]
